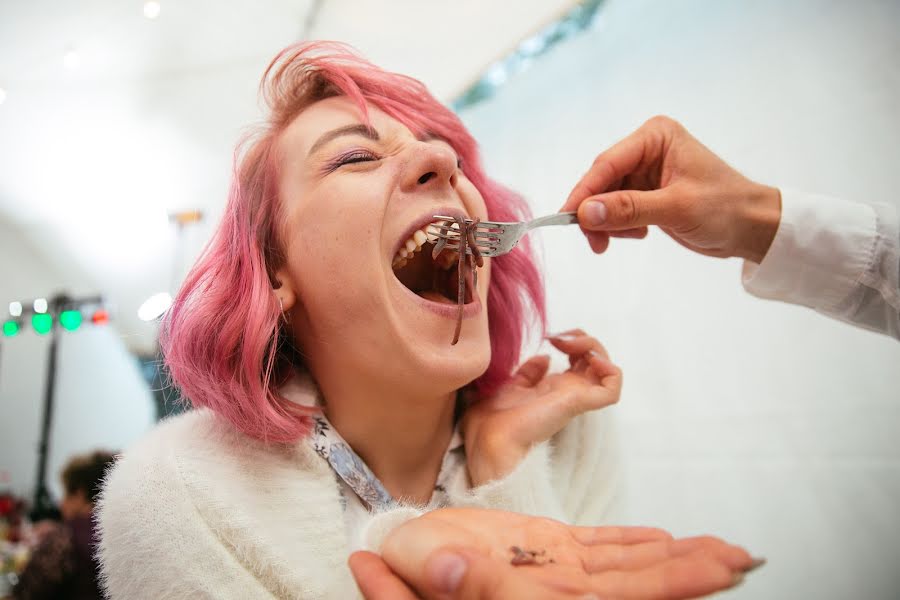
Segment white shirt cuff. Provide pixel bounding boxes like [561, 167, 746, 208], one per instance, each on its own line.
[742, 189, 878, 311]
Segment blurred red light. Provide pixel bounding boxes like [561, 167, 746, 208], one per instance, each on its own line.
[92, 309, 110, 325]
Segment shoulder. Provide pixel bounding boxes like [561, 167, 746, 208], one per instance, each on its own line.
[96, 410, 225, 542]
[118, 407, 240, 460]
[101, 408, 320, 506]
[101, 410, 223, 497]
[95, 410, 340, 598]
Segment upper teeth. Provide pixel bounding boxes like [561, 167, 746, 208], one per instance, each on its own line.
[392, 224, 445, 268]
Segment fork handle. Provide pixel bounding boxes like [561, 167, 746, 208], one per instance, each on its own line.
[526, 211, 578, 231]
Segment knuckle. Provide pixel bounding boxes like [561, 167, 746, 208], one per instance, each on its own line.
[613, 192, 640, 226]
[645, 114, 681, 132]
[645, 114, 671, 129]
[589, 155, 619, 187]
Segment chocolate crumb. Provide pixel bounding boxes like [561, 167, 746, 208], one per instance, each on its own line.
[509, 546, 551, 566]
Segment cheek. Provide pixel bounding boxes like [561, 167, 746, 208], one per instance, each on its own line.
[284, 200, 385, 327]
[290, 231, 377, 313]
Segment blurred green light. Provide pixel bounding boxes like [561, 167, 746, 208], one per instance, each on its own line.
[32, 313, 53, 335]
[60, 310, 82, 331]
[2, 320, 18, 337]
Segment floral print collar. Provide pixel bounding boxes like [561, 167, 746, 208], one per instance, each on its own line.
[280, 373, 465, 512]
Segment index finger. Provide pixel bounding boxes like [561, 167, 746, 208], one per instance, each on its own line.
[588, 554, 741, 599]
[561, 124, 662, 212]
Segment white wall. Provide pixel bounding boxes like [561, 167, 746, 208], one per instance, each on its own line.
[462, 0, 900, 598]
[0, 218, 155, 502]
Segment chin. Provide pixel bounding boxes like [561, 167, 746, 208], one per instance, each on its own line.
[402, 329, 492, 393]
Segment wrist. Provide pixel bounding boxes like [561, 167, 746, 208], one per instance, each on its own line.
[734, 184, 782, 263]
[468, 442, 527, 487]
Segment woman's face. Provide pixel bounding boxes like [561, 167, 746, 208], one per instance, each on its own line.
[275, 96, 491, 396]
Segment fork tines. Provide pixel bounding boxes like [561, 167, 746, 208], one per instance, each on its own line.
[429, 215, 503, 255]
[431, 216, 503, 237]
[431, 216, 504, 231]
[432, 226, 498, 240]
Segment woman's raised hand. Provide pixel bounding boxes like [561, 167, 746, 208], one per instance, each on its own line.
[463, 329, 621, 485]
[350, 507, 762, 600]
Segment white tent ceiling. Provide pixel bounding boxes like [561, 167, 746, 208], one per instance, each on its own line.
[0, 0, 576, 354]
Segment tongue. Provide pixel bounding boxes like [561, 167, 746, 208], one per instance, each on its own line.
[418, 290, 456, 305]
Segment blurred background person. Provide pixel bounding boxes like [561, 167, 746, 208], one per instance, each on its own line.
[10, 451, 115, 600]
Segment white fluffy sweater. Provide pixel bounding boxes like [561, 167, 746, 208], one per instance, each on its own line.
[97, 407, 616, 599]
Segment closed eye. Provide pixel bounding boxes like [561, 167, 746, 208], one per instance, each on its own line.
[324, 149, 380, 173]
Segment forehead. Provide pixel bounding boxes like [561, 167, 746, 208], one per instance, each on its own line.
[279, 96, 413, 158]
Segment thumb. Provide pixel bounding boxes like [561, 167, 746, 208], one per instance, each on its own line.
[420, 547, 551, 600]
[578, 188, 678, 232]
[348, 551, 420, 600]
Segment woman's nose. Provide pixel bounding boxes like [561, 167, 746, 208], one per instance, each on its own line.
[400, 143, 459, 194]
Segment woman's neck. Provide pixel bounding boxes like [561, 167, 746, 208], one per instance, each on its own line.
[320, 379, 457, 505]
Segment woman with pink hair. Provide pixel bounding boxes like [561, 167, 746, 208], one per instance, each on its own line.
[97, 43, 757, 599]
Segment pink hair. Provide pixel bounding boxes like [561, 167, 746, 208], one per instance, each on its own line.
[161, 42, 546, 442]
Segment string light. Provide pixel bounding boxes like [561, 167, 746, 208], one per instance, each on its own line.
[143, 1, 161, 19]
[59, 310, 83, 331]
[2, 320, 18, 337]
[32, 313, 53, 335]
[2, 297, 109, 335]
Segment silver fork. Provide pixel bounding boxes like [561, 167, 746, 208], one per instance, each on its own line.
[430, 212, 578, 258]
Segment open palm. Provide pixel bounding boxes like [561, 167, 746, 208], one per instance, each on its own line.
[352, 507, 761, 599]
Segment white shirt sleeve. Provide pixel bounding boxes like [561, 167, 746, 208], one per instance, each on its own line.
[742, 189, 900, 339]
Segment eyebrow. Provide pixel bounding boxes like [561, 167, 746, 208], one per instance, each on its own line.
[308, 124, 379, 156]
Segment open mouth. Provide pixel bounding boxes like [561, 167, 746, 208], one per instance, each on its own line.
[391, 222, 475, 306]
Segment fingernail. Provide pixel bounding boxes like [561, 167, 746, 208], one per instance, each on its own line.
[746, 557, 767, 572]
[547, 332, 577, 340]
[583, 201, 607, 226]
[428, 551, 468, 592]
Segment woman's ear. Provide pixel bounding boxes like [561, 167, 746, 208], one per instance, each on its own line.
[273, 267, 297, 313]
